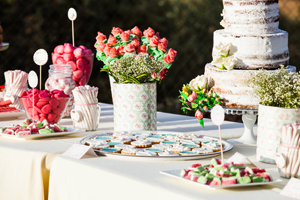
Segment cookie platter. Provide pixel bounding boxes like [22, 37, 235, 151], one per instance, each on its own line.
[79, 131, 234, 161]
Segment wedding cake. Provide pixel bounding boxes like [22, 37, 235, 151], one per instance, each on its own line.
[205, 0, 295, 108]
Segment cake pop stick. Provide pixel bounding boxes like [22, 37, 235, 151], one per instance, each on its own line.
[68, 8, 77, 47]
[211, 105, 225, 165]
[33, 49, 48, 90]
[28, 71, 38, 121]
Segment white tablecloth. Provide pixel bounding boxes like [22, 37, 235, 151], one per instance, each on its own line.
[0, 103, 291, 200]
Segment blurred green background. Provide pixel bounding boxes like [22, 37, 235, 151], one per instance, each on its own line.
[0, 0, 299, 121]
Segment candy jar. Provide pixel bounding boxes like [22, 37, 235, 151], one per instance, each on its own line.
[45, 64, 76, 117]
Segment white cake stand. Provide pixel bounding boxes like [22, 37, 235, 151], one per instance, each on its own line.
[0, 43, 9, 51]
[225, 108, 258, 146]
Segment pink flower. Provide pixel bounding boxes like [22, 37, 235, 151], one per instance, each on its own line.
[117, 45, 125, 56]
[109, 47, 118, 58]
[168, 48, 177, 57]
[158, 68, 168, 80]
[150, 37, 159, 47]
[96, 31, 106, 43]
[158, 42, 167, 52]
[151, 72, 156, 79]
[95, 42, 106, 52]
[131, 40, 140, 48]
[131, 26, 142, 38]
[187, 91, 198, 103]
[111, 27, 123, 36]
[120, 32, 130, 41]
[195, 109, 203, 120]
[124, 44, 135, 53]
[160, 38, 168, 45]
[137, 44, 147, 54]
[163, 54, 174, 64]
[143, 27, 155, 37]
[103, 45, 111, 56]
[107, 35, 117, 46]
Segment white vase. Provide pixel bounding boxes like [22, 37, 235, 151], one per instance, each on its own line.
[257, 104, 300, 164]
[113, 83, 157, 131]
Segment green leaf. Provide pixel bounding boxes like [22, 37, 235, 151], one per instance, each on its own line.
[179, 91, 188, 100]
[199, 119, 204, 128]
[102, 39, 107, 43]
[141, 36, 149, 44]
[191, 103, 198, 109]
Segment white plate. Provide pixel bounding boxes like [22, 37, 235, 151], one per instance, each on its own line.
[79, 131, 234, 161]
[160, 169, 282, 189]
[0, 110, 26, 119]
[0, 127, 83, 140]
[0, 43, 9, 51]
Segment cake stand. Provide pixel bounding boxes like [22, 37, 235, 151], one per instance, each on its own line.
[0, 43, 9, 51]
[225, 108, 258, 146]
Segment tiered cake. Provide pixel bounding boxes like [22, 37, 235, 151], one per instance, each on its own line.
[205, 0, 294, 108]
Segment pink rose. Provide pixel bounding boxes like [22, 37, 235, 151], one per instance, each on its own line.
[163, 54, 174, 64]
[160, 38, 168, 45]
[158, 42, 167, 51]
[109, 47, 118, 58]
[95, 42, 106, 52]
[117, 45, 125, 56]
[150, 37, 159, 47]
[155, 32, 160, 38]
[158, 68, 168, 80]
[168, 48, 177, 58]
[131, 26, 142, 38]
[107, 35, 117, 46]
[120, 32, 130, 41]
[124, 44, 135, 53]
[187, 91, 198, 103]
[195, 109, 203, 120]
[143, 27, 155, 37]
[137, 44, 147, 54]
[104, 45, 112, 56]
[111, 27, 123, 36]
[96, 31, 106, 43]
[124, 30, 131, 35]
[131, 40, 140, 48]
[151, 72, 156, 79]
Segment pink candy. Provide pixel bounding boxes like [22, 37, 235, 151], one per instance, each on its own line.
[52, 43, 93, 86]
[19, 89, 70, 124]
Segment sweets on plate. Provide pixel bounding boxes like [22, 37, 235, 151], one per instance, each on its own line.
[84, 131, 225, 157]
[0, 100, 20, 113]
[180, 159, 271, 186]
[19, 89, 70, 124]
[0, 118, 68, 136]
[52, 43, 93, 86]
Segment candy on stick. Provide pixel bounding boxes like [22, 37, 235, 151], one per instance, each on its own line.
[68, 8, 77, 46]
[211, 105, 225, 164]
[28, 71, 38, 120]
[33, 49, 48, 90]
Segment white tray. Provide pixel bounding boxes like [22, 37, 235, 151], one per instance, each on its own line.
[160, 169, 282, 189]
[0, 43, 9, 51]
[0, 127, 83, 140]
[0, 110, 26, 119]
[79, 131, 234, 161]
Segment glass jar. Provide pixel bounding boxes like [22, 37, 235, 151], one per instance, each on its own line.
[71, 100, 101, 131]
[45, 65, 76, 117]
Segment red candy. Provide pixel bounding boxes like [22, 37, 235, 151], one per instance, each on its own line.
[52, 43, 93, 86]
[19, 89, 70, 124]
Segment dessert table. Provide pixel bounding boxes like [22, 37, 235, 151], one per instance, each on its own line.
[0, 103, 292, 200]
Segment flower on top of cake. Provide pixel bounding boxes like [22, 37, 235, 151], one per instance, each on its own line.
[179, 75, 222, 128]
[212, 42, 237, 70]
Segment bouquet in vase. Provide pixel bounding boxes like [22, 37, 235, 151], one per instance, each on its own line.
[94, 26, 177, 83]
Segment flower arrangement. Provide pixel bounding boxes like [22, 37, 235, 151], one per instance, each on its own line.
[0, 85, 4, 92]
[212, 42, 237, 70]
[245, 66, 300, 108]
[179, 75, 222, 128]
[94, 26, 177, 75]
[102, 54, 167, 84]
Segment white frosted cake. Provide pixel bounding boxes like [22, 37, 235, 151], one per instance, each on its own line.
[205, 0, 295, 109]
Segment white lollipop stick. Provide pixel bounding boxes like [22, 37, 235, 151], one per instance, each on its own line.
[68, 8, 77, 47]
